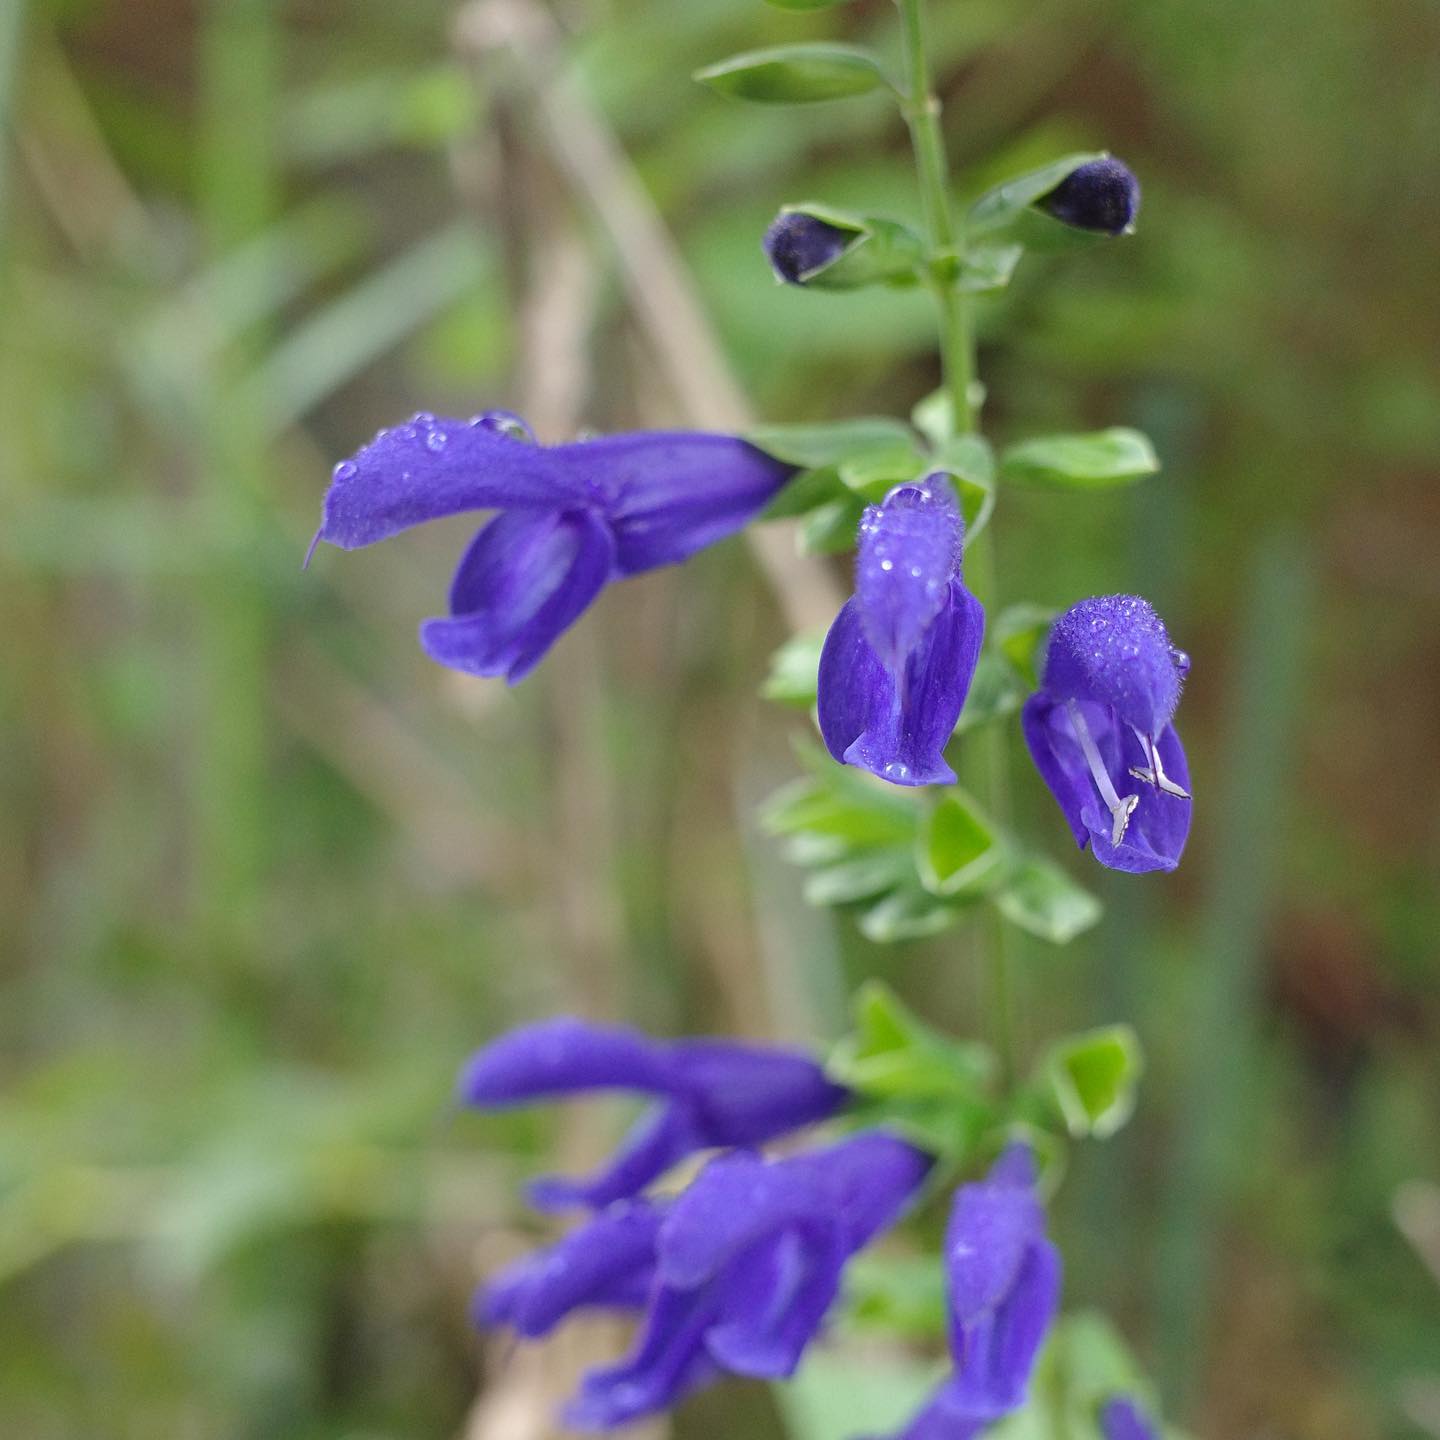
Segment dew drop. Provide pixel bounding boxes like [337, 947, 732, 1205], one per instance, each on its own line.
[425, 430, 448, 453]
[333, 460, 357, 481]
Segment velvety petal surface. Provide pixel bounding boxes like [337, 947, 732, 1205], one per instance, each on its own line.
[419, 508, 615, 683]
[1101, 1397, 1160, 1440]
[546, 432, 792, 574]
[317, 411, 583, 550]
[1022, 695, 1191, 873]
[1040, 595, 1183, 736]
[945, 1148, 1045, 1326]
[475, 1200, 662, 1337]
[457, 1017, 676, 1106]
[801, 1130, 933, 1246]
[855, 482, 963, 669]
[527, 1103, 701, 1213]
[818, 579, 984, 786]
[669, 1040, 849, 1145]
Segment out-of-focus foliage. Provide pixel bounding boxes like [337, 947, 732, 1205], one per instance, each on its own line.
[2, 0, 1438, 1437]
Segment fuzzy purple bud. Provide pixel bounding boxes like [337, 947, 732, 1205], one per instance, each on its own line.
[764, 211, 854, 285]
[1039, 157, 1141, 234]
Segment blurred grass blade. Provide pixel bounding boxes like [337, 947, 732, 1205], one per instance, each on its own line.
[1155, 533, 1314, 1410]
[247, 219, 486, 436]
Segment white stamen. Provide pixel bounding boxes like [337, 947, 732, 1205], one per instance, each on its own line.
[1127, 728, 1191, 799]
[1067, 701, 1140, 846]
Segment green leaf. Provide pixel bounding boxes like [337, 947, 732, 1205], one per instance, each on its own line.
[760, 463, 845, 520]
[1045, 1026, 1143, 1139]
[993, 603, 1057, 688]
[830, 980, 994, 1100]
[803, 851, 912, 906]
[844, 1255, 949, 1340]
[917, 790, 1008, 899]
[953, 651, 1027, 734]
[695, 44, 889, 105]
[777, 1351, 938, 1440]
[799, 494, 867, 554]
[761, 630, 825, 708]
[995, 858, 1102, 944]
[967, 151, 1105, 233]
[999, 429, 1160, 489]
[837, 448, 926, 498]
[765, 0, 850, 9]
[858, 883, 959, 943]
[748, 416, 919, 470]
[957, 241, 1025, 293]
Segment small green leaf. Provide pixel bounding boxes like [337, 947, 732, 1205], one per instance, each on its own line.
[1000, 429, 1160, 490]
[759, 463, 845, 520]
[993, 603, 1057, 688]
[1045, 1025, 1143, 1139]
[838, 448, 926, 498]
[917, 791, 1008, 898]
[778, 1351, 937, 1440]
[954, 652, 1027, 735]
[762, 630, 825, 708]
[859, 883, 959, 943]
[799, 494, 867, 554]
[803, 851, 912, 906]
[762, 774, 915, 851]
[957, 241, 1025, 293]
[749, 416, 918, 470]
[995, 857, 1102, 944]
[765, 0, 851, 8]
[968, 151, 1105, 233]
[695, 44, 889, 105]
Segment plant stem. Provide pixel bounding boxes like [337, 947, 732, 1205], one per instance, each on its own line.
[897, 0, 1017, 1087]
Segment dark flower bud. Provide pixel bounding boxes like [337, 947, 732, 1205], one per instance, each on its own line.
[764, 211, 854, 285]
[1038, 156, 1140, 235]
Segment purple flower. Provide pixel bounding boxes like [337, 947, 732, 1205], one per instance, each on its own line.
[1021, 595, 1192, 873]
[885, 1145, 1061, 1440]
[567, 1132, 932, 1430]
[817, 477, 985, 786]
[1039, 157, 1140, 235]
[475, 1199, 663, 1337]
[458, 1017, 849, 1211]
[312, 410, 793, 682]
[1101, 1397, 1160, 1440]
[765, 211, 854, 284]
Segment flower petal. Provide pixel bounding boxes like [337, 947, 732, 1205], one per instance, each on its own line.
[1101, 1397, 1160, 1440]
[947, 1238, 1061, 1417]
[798, 1131, 932, 1248]
[317, 411, 581, 550]
[475, 1201, 662, 1337]
[669, 1040, 849, 1146]
[1023, 695, 1190, 873]
[885, 1388, 988, 1440]
[705, 1227, 847, 1378]
[570, 432, 793, 574]
[855, 481, 963, 669]
[527, 1103, 701, 1213]
[419, 508, 616, 683]
[818, 580, 984, 786]
[945, 1148, 1045, 1328]
[1040, 595, 1183, 736]
[457, 1017, 676, 1106]
[565, 1284, 719, 1431]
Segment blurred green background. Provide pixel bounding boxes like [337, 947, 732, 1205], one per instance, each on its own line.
[3, 0, 1439, 1436]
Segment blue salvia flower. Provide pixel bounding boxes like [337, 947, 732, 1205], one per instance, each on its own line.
[1021, 595, 1192, 874]
[817, 477, 985, 786]
[458, 1017, 849, 1210]
[1039, 156, 1141, 235]
[312, 411, 794, 682]
[883, 1145, 1061, 1440]
[565, 1132, 932, 1430]
[474, 1199, 662, 1336]
[764, 211, 854, 285]
[1100, 1396, 1160, 1440]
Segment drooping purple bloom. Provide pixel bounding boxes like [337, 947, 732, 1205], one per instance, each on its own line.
[1101, 1397, 1160, 1440]
[884, 1145, 1061, 1440]
[458, 1017, 849, 1211]
[1039, 157, 1141, 234]
[818, 477, 985, 786]
[764, 211, 853, 284]
[313, 410, 794, 682]
[566, 1132, 932, 1430]
[475, 1199, 663, 1337]
[1021, 595, 1192, 874]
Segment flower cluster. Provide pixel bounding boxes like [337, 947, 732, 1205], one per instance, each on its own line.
[312, 411, 792, 682]
[460, 1018, 1061, 1434]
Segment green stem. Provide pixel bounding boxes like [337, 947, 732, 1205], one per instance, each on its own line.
[897, 0, 1016, 1086]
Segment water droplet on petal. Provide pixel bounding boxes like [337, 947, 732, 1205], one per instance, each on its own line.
[425, 430, 448, 453]
[333, 460, 357, 481]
